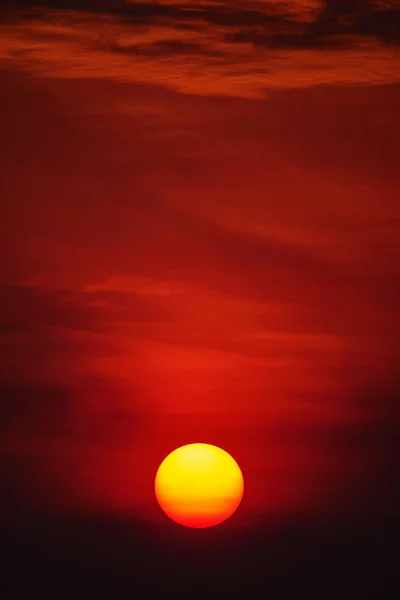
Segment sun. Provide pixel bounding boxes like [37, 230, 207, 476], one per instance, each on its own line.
[154, 443, 244, 528]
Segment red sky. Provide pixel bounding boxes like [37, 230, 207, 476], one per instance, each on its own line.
[1, 0, 399, 528]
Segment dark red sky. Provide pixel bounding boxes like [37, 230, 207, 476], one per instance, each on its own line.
[1, 0, 399, 554]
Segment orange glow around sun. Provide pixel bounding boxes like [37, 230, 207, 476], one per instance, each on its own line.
[154, 443, 244, 528]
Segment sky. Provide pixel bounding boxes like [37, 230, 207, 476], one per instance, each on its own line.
[1, 0, 399, 595]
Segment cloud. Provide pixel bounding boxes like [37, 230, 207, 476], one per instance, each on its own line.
[0, 379, 149, 512]
[84, 276, 187, 296]
[0, 283, 148, 511]
[0, 284, 101, 334]
[1, 3, 399, 524]
[0, 284, 107, 384]
[224, 0, 400, 49]
[1, 2, 400, 98]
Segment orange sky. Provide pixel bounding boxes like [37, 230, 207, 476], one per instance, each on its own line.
[1, 1, 399, 527]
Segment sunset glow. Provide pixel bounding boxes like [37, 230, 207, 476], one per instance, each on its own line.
[1, 0, 399, 595]
[155, 444, 244, 528]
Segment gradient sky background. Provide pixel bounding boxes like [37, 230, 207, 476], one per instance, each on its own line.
[1, 0, 399, 595]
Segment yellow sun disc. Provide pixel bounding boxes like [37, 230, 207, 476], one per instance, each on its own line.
[154, 443, 244, 528]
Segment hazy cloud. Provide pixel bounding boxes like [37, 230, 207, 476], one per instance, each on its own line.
[1, 5, 399, 520]
[1, 2, 400, 97]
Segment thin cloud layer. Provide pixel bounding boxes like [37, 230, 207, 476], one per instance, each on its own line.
[1, 5, 399, 521]
[1, 1, 400, 97]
